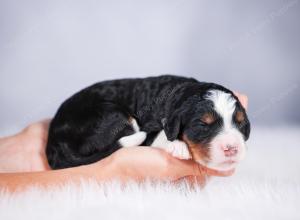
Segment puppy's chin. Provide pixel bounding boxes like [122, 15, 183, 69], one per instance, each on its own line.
[195, 158, 239, 172]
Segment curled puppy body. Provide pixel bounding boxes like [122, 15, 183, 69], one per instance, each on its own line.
[46, 75, 250, 171]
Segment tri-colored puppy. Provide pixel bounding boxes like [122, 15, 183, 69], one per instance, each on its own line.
[46, 75, 250, 171]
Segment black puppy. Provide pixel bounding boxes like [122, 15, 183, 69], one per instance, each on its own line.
[46, 75, 250, 170]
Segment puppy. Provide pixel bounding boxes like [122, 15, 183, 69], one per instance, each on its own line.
[46, 75, 250, 171]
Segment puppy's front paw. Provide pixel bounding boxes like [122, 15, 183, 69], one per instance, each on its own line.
[166, 140, 191, 160]
[119, 131, 147, 147]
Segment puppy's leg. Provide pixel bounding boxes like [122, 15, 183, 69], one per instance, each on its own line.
[46, 100, 141, 169]
[118, 118, 146, 147]
[151, 130, 191, 160]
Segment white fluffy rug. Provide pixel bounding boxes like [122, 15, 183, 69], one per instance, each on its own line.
[1, 126, 300, 220]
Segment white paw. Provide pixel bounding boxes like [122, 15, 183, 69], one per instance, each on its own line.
[166, 140, 191, 160]
[118, 131, 147, 147]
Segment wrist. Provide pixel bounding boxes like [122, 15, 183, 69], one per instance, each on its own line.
[82, 155, 123, 182]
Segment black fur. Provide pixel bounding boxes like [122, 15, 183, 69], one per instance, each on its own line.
[46, 75, 250, 169]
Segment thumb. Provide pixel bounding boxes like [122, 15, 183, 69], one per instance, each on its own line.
[179, 159, 235, 177]
[174, 175, 208, 188]
[200, 166, 235, 177]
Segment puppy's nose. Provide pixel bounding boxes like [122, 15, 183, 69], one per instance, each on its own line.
[222, 145, 238, 157]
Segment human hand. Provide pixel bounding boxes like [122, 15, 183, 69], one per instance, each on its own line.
[91, 146, 235, 187]
[234, 92, 248, 110]
[0, 119, 51, 172]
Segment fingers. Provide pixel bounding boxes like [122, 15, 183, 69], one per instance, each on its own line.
[173, 175, 207, 189]
[112, 147, 235, 185]
[233, 91, 248, 110]
[175, 159, 235, 178]
[239, 94, 248, 110]
[200, 166, 235, 177]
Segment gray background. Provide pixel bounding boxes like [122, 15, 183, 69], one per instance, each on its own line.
[1, 0, 300, 136]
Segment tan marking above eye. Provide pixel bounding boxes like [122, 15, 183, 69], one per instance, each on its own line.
[200, 113, 215, 125]
[236, 111, 245, 123]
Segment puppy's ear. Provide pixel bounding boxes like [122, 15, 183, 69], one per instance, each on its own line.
[164, 114, 181, 141]
[243, 119, 251, 141]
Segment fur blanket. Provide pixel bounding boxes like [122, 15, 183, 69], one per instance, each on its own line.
[1, 126, 299, 220]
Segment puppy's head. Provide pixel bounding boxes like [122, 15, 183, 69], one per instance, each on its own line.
[165, 88, 250, 171]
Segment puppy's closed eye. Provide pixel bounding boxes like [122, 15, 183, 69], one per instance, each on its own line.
[200, 113, 215, 125]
